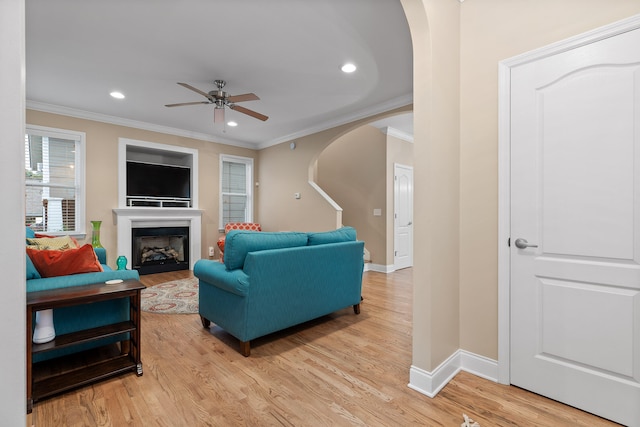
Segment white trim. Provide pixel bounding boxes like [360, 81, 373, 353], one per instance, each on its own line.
[27, 100, 255, 149]
[497, 13, 640, 387]
[219, 154, 254, 230]
[25, 124, 87, 235]
[379, 126, 414, 143]
[364, 263, 395, 273]
[393, 163, 414, 270]
[408, 350, 498, 398]
[307, 180, 344, 230]
[308, 180, 342, 211]
[497, 59, 512, 385]
[500, 14, 640, 69]
[256, 93, 413, 149]
[112, 208, 203, 270]
[118, 138, 199, 210]
[27, 93, 413, 150]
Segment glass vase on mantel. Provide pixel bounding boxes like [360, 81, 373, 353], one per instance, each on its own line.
[90, 220, 104, 248]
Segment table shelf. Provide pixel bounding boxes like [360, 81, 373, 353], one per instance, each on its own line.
[26, 280, 144, 413]
[32, 321, 136, 354]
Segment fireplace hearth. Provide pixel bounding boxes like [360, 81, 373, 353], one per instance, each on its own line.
[132, 226, 189, 275]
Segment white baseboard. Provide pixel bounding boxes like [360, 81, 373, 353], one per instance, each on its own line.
[408, 349, 498, 398]
[364, 263, 395, 273]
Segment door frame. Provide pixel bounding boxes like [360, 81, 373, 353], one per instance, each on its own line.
[497, 13, 640, 385]
[394, 163, 413, 270]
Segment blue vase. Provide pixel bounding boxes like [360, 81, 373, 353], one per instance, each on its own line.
[116, 256, 127, 270]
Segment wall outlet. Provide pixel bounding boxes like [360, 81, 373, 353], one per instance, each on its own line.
[208, 246, 215, 257]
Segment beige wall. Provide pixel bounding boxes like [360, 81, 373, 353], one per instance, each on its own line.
[401, 0, 640, 374]
[257, 105, 412, 234]
[317, 125, 387, 264]
[458, 1, 640, 360]
[307, 123, 414, 268]
[402, 0, 461, 371]
[26, 110, 258, 267]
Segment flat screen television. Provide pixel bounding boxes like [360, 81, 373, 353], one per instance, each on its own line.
[127, 161, 191, 199]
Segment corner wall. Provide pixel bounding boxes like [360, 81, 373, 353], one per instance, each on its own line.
[317, 125, 387, 264]
[401, 0, 461, 376]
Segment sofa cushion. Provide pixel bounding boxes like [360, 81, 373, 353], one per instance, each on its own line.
[224, 230, 308, 270]
[26, 227, 36, 240]
[26, 243, 104, 278]
[27, 235, 78, 250]
[307, 226, 357, 246]
[225, 222, 262, 233]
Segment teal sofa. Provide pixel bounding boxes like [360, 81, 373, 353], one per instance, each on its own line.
[26, 227, 140, 362]
[194, 226, 365, 356]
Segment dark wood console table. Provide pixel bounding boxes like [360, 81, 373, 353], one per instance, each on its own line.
[26, 279, 144, 413]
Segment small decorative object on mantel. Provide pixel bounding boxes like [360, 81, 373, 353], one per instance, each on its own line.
[116, 255, 127, 270]
[90, 220, 103, 248]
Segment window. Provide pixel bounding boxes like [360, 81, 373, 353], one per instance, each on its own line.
[219, 155, 253, 229]
[25, 125, 85, 235]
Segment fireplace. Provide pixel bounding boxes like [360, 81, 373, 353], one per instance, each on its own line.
[132, 226, 189, 275]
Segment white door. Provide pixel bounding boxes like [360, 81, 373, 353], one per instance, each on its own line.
[510, 26, 640, 426]
[394, 164, 413, 270]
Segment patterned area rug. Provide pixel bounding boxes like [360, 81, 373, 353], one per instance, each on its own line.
[141, 277, 199, 314]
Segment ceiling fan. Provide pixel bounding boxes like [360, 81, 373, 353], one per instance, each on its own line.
[165, 80, 268, 123]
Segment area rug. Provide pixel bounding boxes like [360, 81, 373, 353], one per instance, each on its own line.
[141, 277, 199, 314]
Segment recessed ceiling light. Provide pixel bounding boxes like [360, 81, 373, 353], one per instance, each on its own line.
[110, 91, 125, 99]
[227, 121, 238, 127]
[341, 63, 357, 73]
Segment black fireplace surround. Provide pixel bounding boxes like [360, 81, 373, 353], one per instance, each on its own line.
[131, 226, 189, 275]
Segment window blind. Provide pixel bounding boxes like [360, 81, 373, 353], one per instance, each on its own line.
[25, 134, 78, 233]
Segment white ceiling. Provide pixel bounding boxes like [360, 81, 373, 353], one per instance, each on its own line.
[26, 0, 413, 149]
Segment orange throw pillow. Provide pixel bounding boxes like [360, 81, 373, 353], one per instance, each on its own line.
[26, 244, 103, 278]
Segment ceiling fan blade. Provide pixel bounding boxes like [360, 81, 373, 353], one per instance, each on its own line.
[165, 101, 210, 107]
[227, 93, 260, 103]
[177, 82, 211, 99]
[214, 107, 225, 124]
[229, 104, 269, 121]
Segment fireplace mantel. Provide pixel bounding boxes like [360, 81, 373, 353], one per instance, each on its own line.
[113, 207, 203, 270]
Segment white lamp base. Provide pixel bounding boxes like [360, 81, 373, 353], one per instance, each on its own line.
[33, 309, 56, 344]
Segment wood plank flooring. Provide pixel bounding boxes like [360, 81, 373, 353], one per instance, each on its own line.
[31, 269, 620, 426]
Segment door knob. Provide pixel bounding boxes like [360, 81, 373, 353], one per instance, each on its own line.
[514, 238, 538, 249]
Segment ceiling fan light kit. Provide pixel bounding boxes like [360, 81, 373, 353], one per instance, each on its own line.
[165, 80, 268, 124]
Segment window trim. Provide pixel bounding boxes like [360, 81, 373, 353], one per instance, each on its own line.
[219, 154, 253, 230]
[25, 124, 86, 237]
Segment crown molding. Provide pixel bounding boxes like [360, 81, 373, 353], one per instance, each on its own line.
[27, 92, 413, 151]
[379, 126, 414, 143]
[255, 92, 414, 149]
[25, 100, 256, 149]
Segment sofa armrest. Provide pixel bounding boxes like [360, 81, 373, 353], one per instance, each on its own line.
[94, 247, 107, 265]
[194, 259, 250, 297]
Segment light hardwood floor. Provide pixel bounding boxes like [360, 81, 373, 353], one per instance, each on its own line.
[31, 269, 620, 426]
